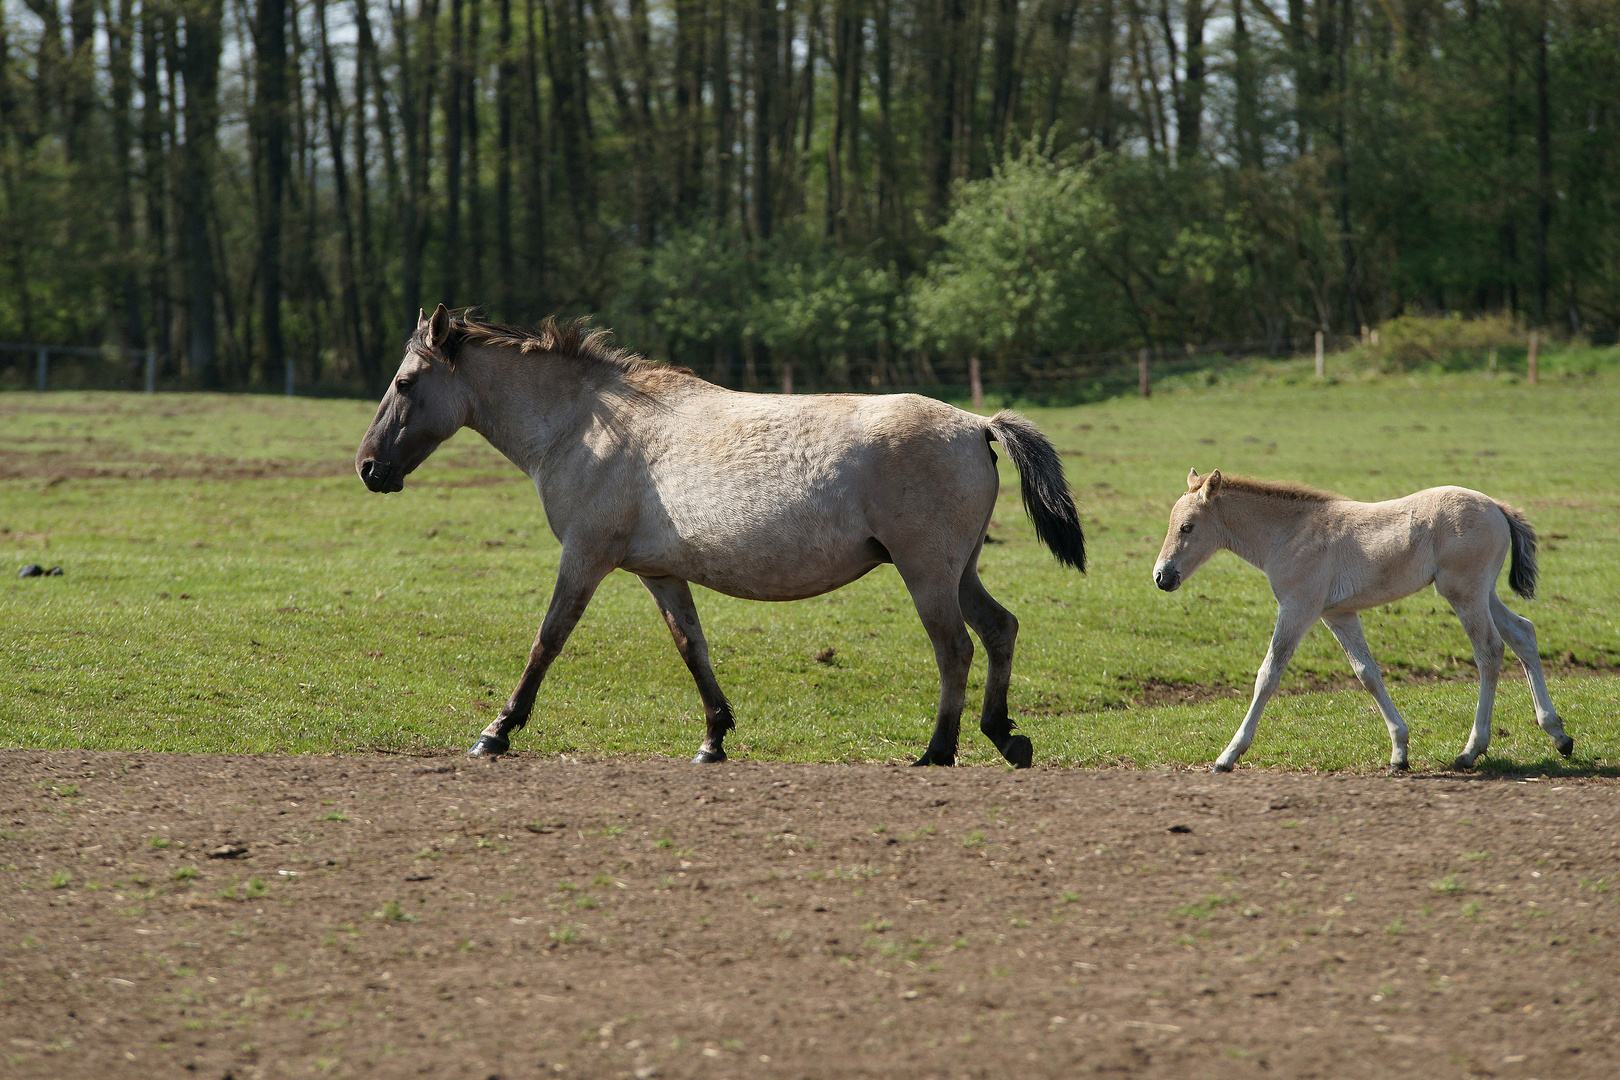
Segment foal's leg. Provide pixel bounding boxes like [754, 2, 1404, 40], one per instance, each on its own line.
[897, 562, 974, 767]
[959, 564, 1029, 768]
[640, 575, 735, 764]
[1322, 612, 1411, 774]
[1489, 592, 1574, 757]
[1214, 604, 1317, 772]
[469, 553, 612, 758]
[1439, 585, 1506, 771]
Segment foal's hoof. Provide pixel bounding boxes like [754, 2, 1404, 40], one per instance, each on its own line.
[1556, 736, 1575, 758]
[1002, 735, 1033, 770]
[1387, 762, 1411, 777]
[468, 734, 509, 758]
[912, 749, 956, 767]
[1452, 754, 1476, 772]
[1210, 761, 1234, 774]
[691, 747, 727, 764]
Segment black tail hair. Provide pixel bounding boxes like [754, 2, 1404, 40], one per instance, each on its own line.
[985, 410, 1086, 572]
[1496, 501, 1538, 599]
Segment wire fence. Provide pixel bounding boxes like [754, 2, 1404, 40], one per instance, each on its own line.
[1, 333, 1358, 401]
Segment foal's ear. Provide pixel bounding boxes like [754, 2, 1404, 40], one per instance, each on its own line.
[424, 303, 451, 353]
[1187, 467, 1200, 490]
[1204, 469, 1224, 499]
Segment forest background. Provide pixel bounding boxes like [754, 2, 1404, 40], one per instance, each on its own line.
[2, 0, 1618, 394]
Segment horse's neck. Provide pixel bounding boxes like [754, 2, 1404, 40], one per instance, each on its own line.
[460, 346, 596, 476]
[1217, 491, 1320, 570]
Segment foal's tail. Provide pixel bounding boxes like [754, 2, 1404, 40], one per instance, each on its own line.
[985, 410, 1086, 572]
[1494, 500, 1538, 600]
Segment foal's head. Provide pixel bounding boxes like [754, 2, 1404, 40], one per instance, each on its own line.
[1153, 468, 1228, 592]
[356, 304, 473, 493]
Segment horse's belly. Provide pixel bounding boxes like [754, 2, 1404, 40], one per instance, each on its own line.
[630, 541, 887, 602]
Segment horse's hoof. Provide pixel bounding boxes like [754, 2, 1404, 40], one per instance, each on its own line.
[1210, 761, 1234, 774]
[691, 747, 727, 764]
[1002, 735, 1033, 770]
[912, 750, 955, 767]
[1452, 754, 1476, 772]
[1556, 736, 1574, 758]
[1388, 762, 1411, 777]
[468, 735, 509, 758]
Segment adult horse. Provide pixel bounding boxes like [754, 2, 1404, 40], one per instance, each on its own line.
[1153, 469, 1573, 774]
[356, 306, 1086, 767]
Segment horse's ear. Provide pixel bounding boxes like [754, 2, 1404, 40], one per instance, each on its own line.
[1187, 467, 1200, 490]
[1204, 470, 1223, 499]
[416, 307, 427, 329]
[425, 303, 451, 352]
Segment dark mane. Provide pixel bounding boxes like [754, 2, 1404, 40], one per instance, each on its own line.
[1194, 472, 1346, 502]
[414, 310, 669, 375]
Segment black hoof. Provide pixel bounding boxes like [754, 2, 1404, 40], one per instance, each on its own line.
[692, 747, 727, 764]
[1002, 735, 1033, 770]
[912, 750, 956, 767]
[468, 734, 509, 758]
[1452, 754, 1475, 772]
[1210, 761, 1234, 774]
[1388, 762, 1411, 777]
[1557, 736, 1574, 758]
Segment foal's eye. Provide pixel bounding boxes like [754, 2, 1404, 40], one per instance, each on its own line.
[1179, 522, 1195, 534]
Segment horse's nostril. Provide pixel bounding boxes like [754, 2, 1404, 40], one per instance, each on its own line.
[360, 459, 376, 481]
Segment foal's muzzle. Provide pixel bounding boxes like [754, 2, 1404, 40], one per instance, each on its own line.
[1153, 564, 1181, 592]
[357, 457, 403, 493]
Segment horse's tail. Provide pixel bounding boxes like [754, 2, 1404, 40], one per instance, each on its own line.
[1495, 500, 1538, 600]
[984, 410, 1086, 572]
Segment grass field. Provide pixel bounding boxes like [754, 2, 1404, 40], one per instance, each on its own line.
[4, 350, 1618, 773]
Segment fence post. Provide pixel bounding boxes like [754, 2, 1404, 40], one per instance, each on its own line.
[1527, 330, 1538, 385]
[285, 358, 295, 396]
[1314, 331, 1324, 379]
[145, 350, 156, 394]
[969, 356, 983, 412]
[780, 360, 793, 395]
[1138, 347, 1151, 398]
[36, 346, 48, 392]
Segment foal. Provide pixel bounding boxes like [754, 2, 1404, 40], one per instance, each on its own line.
[1153, 469, 1573, 774]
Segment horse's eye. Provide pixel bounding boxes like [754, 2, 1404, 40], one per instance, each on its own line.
[395, 378, 413, 393]
[1179, 522, 1195, 534]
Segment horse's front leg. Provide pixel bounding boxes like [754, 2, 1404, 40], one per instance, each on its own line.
[639, 575, 735, 764]
[469, 553, 612, 758]
[1322, 612, 1411, 775]
[1214, 604, 1316, 772]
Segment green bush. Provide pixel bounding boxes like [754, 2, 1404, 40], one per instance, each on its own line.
[1370, 312, 1526, 372]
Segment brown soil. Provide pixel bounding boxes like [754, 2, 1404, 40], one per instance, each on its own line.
[3, 751, 1617, 1080]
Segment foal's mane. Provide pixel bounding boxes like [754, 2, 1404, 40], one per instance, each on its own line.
[1193, 472, 1346, 502]
[415, 310, 669, 376]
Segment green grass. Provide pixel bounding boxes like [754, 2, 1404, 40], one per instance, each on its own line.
[3, 351, 1619, 772]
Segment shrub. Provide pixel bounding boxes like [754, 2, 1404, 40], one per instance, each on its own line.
[1370, 312, 1526, 372]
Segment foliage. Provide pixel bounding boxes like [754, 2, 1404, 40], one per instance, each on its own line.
[1369, 313, 1531, 372]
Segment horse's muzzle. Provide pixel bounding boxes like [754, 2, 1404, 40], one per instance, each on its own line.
[1153, 564, 1181, 592]
[357, 458, 403, 493]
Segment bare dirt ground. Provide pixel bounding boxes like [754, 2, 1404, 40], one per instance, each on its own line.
[3, 752, 1617, 1080]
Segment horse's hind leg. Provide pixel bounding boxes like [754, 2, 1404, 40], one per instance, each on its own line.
[1440, 582, 1506, 771]
[897, 563, 974, 767]
[1490, 592, 1573, 757]
[1323, 612, 1411, 774]
[640, 575, 735, 764]
[959, 566, 1029, 768]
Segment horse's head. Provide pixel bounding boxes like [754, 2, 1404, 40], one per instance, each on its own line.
[356, 304, 473, 493]
[1153, 468, 1226, 592]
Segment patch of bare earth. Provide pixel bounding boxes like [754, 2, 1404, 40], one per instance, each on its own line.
[2, 752, 1616, 1079]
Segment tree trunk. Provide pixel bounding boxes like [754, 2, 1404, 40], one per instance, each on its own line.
[1533, 0, 1551, 323]
[353, 0, 386, 377]
[467, 0, 485, 304]
[754, 0, 777, 238]
[107, 0, 142, 351]
[989, 0, 1018, 159]
[139, 1, 171, 362]
[1177, 0, 1206, 162]
[181, 0, 223, 381]
[316, 0, 363, 375]
[444, 0, 465, 304]
[497, 0, 516, 314]
[255, 0, 289, 375]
